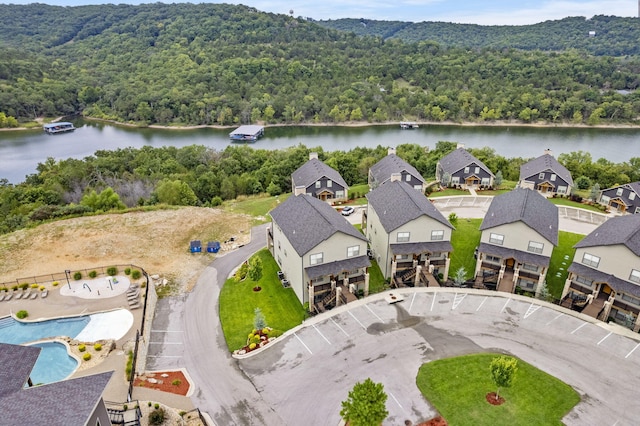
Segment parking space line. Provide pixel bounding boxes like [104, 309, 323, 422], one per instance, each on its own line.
[294, 332, 313, 354]
[365, 305, 383, 322]
[500, 298, 510, 313]
[476, 296, 488, 311]
[348, 311, 367, 330]
[546, 313, 564, 325]
[149, 342, 182, 345]
[625, 342, 640, 359]
[430, 293, 437, 312]
[452, 293, 466, 310]
[330, 318, 350, 337]
[313, 324, 332, 345]
[408, 292, 416, 313]
[523, 303, 540, 319]
[388, 391, 403, 409]
[597, 332, 612, 345]
[571, 323, 588, 335]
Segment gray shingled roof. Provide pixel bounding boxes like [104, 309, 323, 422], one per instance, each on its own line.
[574, 214, 640, 256]
[479, 242, 551, 267]
[369, 154, 425, 184]
[0, 343, 41, 397]
[438, 148, 495, 177]
[305, 255, 371, 280]
[480, 188, 559, 245]
[0, 343, 113, 426]
[366, 180, 452, 232]
[270, 195, 367, 256]
[292, 158, 348, 189]
[390, 241, 453, 255]
[519, 153, 574, 186]
[568, 262, 640, 297]
[604, 181, 640, 197]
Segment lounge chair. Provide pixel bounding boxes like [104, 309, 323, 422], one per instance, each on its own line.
[30, 292, 38, 300]
[41, 290, 48, 298]
[3, 293, 11, 301]
[0, 294, 5, 302]
[14, 291, 23, 300]
[23, 289, 31, 299]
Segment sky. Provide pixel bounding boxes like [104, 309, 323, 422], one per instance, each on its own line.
[2, 0, 638, 25]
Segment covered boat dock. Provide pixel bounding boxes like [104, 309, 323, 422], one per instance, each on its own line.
[229, 125, 264, 142]
[43, 122, 75, 134]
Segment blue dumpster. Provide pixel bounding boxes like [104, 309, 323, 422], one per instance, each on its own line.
[207, 241, 221, 253]
[190, 240, 202, 253]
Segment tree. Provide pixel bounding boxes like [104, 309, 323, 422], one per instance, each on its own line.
[490, 356, 518, 401]
[574, 175, 591, 190]
[589, 183, 600, 202]
[448, 212, 458, 226]
[80, 187, 126, 211]
[494, 170, 503, 187]
[253, 307, 267, 330]
[340, 378, 388, 426]
[155, 179, 198, 205]
[248, 256, 263, 282]
[453, 266, 466, 286]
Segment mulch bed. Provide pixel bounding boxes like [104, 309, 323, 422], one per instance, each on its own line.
[134, 370, 190, 396]
[486, 392, 506, 405]
[416, 416, 448, 426]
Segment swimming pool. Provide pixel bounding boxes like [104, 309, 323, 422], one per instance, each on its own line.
[0, 315, 89, 345]
[27, 341, 79, 384]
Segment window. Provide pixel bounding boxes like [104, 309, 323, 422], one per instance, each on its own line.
[630, 192, 636, 201]
[527, 241, 544, 254]
[489, 233, 504, 245]
[396, 254, 409, 260]
[557, 186, 567, 194]
[474, 167, 480, 174]
[347, 246, 360, 258]
[413, 185, 422, 191]
[521, 263, 538, 272]
[486, 255, 501, 263]
[336, 190, 344, 198]
[451, 177, 460, 184]
[464, 166, 470, 173]
[397, 232, 410, 242]
[621, 293, 640, 306]
[431, 230, 444, 241]
[539, 172, 545, 179]
[636, 207, 640, 214]
[315, 181, 321, 189]
[405, 174, 411, 182]
[600, 195, 610, 203]
[550, 174, 556, 181]
[582, 253, 600, 268]
[575, 275, 593, 287]
[616, 187, 623, 196]
[310, 253, 323, 265]
[481, 178, 490, 185]
[327, 179, 332, 187]
[630, 269, 640, 284]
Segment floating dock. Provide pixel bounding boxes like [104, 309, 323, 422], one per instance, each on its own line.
[229, 125, 264, 142]
[400, 121, 419, 129]
[43, 122, 75, 134]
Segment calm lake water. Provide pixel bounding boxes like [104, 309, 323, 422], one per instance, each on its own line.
[0, 119, 638, 183]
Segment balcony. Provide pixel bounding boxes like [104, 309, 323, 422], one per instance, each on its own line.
[518, 270, 540, 280]
[481, 261, 501, 271]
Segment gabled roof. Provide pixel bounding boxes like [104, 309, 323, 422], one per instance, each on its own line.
[438, 148, 495, 177]
[367, 180, 452, 233]
[270, 195, 366, 256]
[0, 342, 113, 426]
[292, 158, 348, 189]
[369, 154, 425, 184]
[574, 214, 640, 256]
[602, 181, 640, 196]
[480, 188, 559, 245]
[519, 154, 574, 186]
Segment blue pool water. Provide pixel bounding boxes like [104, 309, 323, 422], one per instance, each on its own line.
[0, 315, 89, 345]
[27, 341, 79, 384]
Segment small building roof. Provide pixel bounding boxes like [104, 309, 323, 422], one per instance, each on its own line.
[519, 153, 574, 186]
[305, 255, 371, 280]
[480, 188, 559, 245]
[229, 125, 264, 136]
[270, 195, 366, 256]
[369, 154, 425, 185]
[43, 122, 74, 129]
[292, 158, 348, 189]
[367, 180, 452, 233]
[0, 342, 113, 426]
[438, 147, 495, 177]
[574, 214, 640, 256]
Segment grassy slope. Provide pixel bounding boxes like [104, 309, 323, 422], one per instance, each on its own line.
[546, 231, 583, 298]
[450, 219, 482, 280]
[416, 354, 580, 426]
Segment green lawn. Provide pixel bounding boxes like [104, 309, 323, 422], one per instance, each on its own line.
[219, 249, 305, 351]
[546, 231, 583, 298]
[450, 218, 482, 280]
[548, 197, 606, 213]
[416, 354, 580, 426]
[429, 188, 470, 198]
[223, 193, 291, 223]
[367, 260, 387, 294]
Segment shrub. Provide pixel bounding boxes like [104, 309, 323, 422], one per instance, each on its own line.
[94, 343, 102, 351]
[52, 281, 59, 287]
[73, 271, 82, 280]
[148, 401, 152, 407]
[249, 342, 257, 350]
[131, 270, 142, 280]
[89, 270, 97, 278]
[125, 350, 133, 379]
[179, 410, 186, 417]
[39, 285, 46, 291]
[20, 283, 29, 290]
[124, 267, 131, 275]
[250, 335, 260, 345]
[11, 285, 18, 291]
[78, 344, 86, 352]
[106, 266, 118, 276]
[235, 262, 249, 281]
[149, 408, 165, 425]
[154, 403, 160, 410]
[30, 283, 39, 289]
[83, 353, 92, 361]
[172, 379, 182, 386]
[16, 310, 28, 319]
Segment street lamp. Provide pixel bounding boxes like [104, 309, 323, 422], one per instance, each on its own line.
[65, 270, 71, 289]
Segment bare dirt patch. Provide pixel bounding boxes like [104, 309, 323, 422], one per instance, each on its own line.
[134, 370, 190, 396]
[0, 207, 252, 291]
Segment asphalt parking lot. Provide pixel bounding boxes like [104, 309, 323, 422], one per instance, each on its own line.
[239, 289, 640, 426]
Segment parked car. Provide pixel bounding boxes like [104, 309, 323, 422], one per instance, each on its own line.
[341, 206, 355, 216]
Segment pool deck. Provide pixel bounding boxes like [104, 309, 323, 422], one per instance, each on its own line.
[0, 279, 194, 412]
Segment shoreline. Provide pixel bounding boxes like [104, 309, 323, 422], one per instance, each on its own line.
[3, 117, 640, 132]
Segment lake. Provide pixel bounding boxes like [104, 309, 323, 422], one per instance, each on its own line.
[0, 119, 638, 183]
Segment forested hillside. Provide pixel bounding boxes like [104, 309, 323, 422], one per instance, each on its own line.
[0, 3, 639, 127]
[317, 16, 640, 56]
